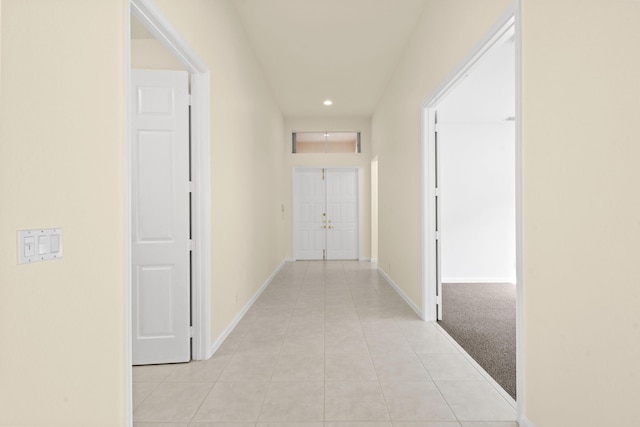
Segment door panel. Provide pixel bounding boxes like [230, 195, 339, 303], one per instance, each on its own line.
[136, 131, 175, 240]
[137, 266, 175, 337]
[132, 69, 190, 365]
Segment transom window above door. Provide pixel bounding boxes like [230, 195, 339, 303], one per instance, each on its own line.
[292, 131, 361, 154]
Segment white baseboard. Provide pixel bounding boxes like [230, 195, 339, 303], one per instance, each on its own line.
[519, 416, 536, 427]
[358, 257, 371, 262]
[442, 277, 517, 284]
[208, 259, 287, 357]
[377, 267, 424, 319]
[370, 258, 378, 264]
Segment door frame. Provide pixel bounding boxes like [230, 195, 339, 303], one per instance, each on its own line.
[126, 0, 212, 421]
[421, 3, 524, 420]
[292, 167, 360, 261]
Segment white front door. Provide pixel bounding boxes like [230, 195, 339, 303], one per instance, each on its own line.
[326, 169, 359, 260]
[293, 168, 326, 260]
[293, 168, 359, 260]
[131, 69, 191, 365]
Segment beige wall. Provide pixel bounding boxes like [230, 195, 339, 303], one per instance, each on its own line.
[153, 0, 286, 341]
[131, 38, 186, 70]
[372, 0, 512, 307]
[374, 0, 640, 425]
[284, 116, 372, 260]
[521, 1, 640, 425]
[0, 0, 128, 425]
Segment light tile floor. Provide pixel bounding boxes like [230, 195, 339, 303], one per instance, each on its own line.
[133, 261, 517, 427]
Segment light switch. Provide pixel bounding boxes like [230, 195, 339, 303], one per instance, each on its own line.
[18, 228, 63, 264]
[24, 236, 35, 257]
[38, 235, 48, 255]
[50, 234, 60, 253]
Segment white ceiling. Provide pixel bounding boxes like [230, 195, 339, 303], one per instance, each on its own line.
[233, 0, 429, 118]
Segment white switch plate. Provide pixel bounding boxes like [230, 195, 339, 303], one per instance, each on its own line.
[18, 228, 63, 264]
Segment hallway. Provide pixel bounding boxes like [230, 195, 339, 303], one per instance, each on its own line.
[132, 261, 516, 425]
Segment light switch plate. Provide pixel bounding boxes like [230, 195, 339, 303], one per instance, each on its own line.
[18, 228, 63, 264]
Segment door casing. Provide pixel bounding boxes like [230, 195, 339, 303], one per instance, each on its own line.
[421, 4, 524, 421]
[127, 0, 212, 423]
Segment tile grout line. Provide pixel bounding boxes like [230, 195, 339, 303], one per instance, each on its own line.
[130, 380, 162, 415]
[344, 261, 393, 424]
[254, 260, 307, 424]
[131, 364, 178, 421]
[323, 262, 327, 423]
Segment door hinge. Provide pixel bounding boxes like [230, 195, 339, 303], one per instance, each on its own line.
[323, 249, 326, 261]
[322, 168, 325, 180]
[188, 94, 193, 106]
[189, 326, 194, 338]
[188, 181, 194, 193]
[435, 231, 440, 240]
[188, 239, 194, 251]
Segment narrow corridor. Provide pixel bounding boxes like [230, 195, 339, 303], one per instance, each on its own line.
[133, 261, 517, 425]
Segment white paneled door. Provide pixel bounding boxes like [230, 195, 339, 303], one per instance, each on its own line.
[293, 168, 326, 260]
[131, 69, 191, 365]
[294, 168, 359, 260]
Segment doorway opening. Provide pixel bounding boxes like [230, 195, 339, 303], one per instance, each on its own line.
[127, 0, 212, 420]
[422, 11, 522, 405]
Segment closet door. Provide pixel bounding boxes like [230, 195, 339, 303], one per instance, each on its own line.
[131, 69, 191, 365]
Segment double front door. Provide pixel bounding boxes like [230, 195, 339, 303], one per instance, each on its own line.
[294, 168, 359, 260]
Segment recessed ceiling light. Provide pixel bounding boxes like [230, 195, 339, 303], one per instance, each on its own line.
[323, 100, 333, 106]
